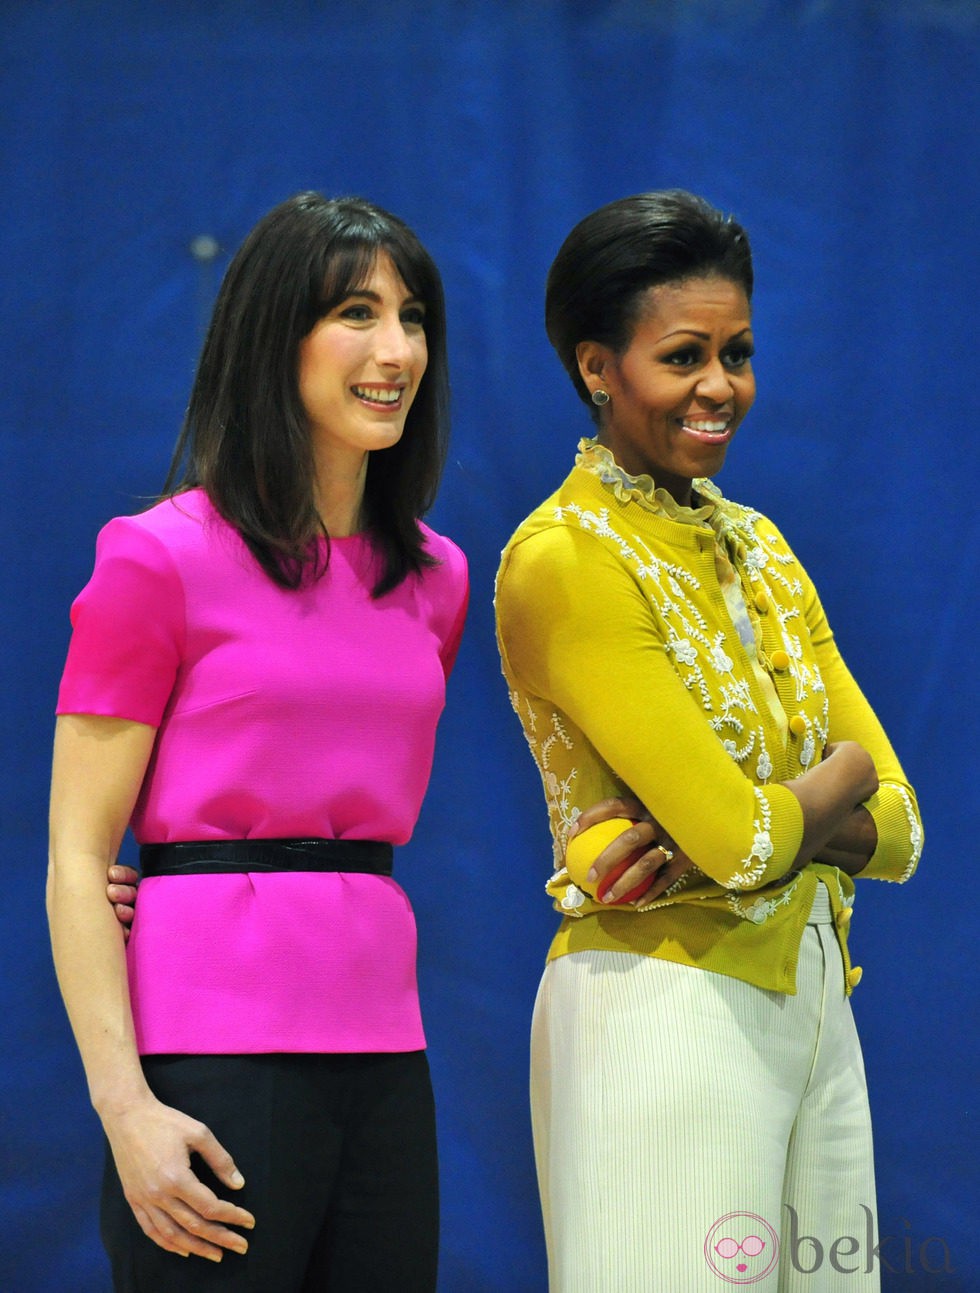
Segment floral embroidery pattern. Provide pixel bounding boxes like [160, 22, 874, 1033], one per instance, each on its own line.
[728, 875, 800, 925]
[727, 787, 775, 890]
[510, 692, 580, 869]
[498, 451, 923, 935]
[890, 783, 924, 883]
[559, 884, 586, 911]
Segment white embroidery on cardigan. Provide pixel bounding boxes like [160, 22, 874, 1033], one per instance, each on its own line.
[726, 787, 775, 889]
[511, 692, 594, 911]
[565, 504, 768, 746]
[891, 783, 923, 883]
[521, 493, 849, 916]
[634, 864, 702, 911]
[728, 874, 800, 924]
[833, 871, 854, 912]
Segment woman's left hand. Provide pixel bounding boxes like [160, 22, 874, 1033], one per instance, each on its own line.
[568, 796, 694, 905]
[107, 864, 140, 942]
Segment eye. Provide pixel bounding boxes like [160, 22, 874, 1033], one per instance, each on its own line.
[338, 304, 374, 322]
[401, 305, 426, 328]
[723, 343, 754, 370]
[663, 346, 701, 367]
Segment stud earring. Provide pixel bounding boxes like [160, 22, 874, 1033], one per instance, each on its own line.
[591, 389, 610, 407]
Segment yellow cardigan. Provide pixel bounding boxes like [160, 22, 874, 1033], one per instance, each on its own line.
[494, 447, 923, 995]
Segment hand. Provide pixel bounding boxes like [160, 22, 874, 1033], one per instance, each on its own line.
[107, 864, 139, 942]
[821, 741, 879, 804]
[780, 741, 880, 871]
[569, 796, 694, 906]
[102, 1094, 255, 1262]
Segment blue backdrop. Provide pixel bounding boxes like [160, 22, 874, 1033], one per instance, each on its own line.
[2, 2, 977, 1289]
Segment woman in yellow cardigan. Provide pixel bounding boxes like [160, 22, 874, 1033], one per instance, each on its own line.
[495, 190, 922, 1291]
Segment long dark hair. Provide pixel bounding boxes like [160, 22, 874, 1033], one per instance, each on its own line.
[545, 190, 753, 420]
[164, 192, 450, 594]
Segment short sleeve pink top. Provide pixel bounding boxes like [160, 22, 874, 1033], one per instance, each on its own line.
[57, 489, 468, 1055]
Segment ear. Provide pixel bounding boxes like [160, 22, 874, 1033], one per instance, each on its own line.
[575, 340, 613, 399]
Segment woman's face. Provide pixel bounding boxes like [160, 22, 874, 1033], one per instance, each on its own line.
[578, 275, 755, 505]
[298, 251, 428, 479]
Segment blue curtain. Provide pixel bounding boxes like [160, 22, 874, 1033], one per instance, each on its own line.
[3, 2, 976, 1288]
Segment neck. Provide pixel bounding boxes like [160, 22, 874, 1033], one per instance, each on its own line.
[313, 453, 368, 537]
[592, 435, 696, 507]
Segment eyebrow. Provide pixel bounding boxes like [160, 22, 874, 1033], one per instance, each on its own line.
[658, 326, 753, 342]
[341, 288, 425, 308]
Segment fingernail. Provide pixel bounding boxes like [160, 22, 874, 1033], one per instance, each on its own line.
[230, 1170, 245, 1188]
[234, 1241, 248, 1255]
[206, 1252, 223, 1263]
[586, 867, 598, 884]
[600, 891, 616, 904]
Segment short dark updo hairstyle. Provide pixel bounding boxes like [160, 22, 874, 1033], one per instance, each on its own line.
[545, 189, 753, 418]
[166, 191, 449, 594]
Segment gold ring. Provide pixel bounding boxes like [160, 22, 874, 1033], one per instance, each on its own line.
[654, 843, 674, 864]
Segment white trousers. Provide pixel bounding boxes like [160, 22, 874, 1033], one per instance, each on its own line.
[530, 886, 879, 1291]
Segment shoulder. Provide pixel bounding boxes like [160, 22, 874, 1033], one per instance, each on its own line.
[502, 516, 609, 577]
[497, 475, 584, 569]
[418, 521, 468, 587]
[498, 469, 648, 588]
[96, 490, 243, 572]
[495, 515, 635, 636]
[106, 489, 220, 545]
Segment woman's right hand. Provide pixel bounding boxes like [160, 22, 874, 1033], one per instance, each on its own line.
[780, 739, 879, 870]
[106, 864, 139, 941]
[568, 795, 694, 905]
[102, 1094, 255, 1262]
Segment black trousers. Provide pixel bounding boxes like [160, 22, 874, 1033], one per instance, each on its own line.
[100, 1051, 439, 1292]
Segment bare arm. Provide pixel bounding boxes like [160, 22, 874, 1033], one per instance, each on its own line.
[813, 805, 878, 875]
[780, 741, 879, 872]
[47, 714, 254, 1261]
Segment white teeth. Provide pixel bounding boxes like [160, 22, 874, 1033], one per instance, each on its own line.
[684, 419, 729, 433]
[353, 386, 401, 403]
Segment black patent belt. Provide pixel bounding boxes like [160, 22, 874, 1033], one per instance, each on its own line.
[139, 838, 394, 878]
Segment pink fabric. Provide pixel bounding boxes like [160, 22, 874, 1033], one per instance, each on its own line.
[57, 490, 468, 1054]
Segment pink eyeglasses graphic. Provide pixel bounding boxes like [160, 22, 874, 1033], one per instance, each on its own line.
[715, 1234, 767, 1271]
[703, 1212, 780, 1284]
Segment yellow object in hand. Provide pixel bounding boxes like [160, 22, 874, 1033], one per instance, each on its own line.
[565, 817, 651, 903]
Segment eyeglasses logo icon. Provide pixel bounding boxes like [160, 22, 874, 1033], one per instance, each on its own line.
[704, 1212, 780, 1284]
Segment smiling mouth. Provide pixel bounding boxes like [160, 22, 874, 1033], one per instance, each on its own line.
[680, 417, 733, 444]
[352, 385, 403, 406]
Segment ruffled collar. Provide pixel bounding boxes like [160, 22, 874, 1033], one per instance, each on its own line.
[575, 437, 719, 525]
[574, 436, 762, 564]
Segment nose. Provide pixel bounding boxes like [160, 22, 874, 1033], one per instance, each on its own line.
[695, 357, 734, 403]
[375, 314, 415, 370]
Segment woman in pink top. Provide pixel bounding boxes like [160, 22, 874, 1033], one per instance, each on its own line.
[47, 192, 468, 1291]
